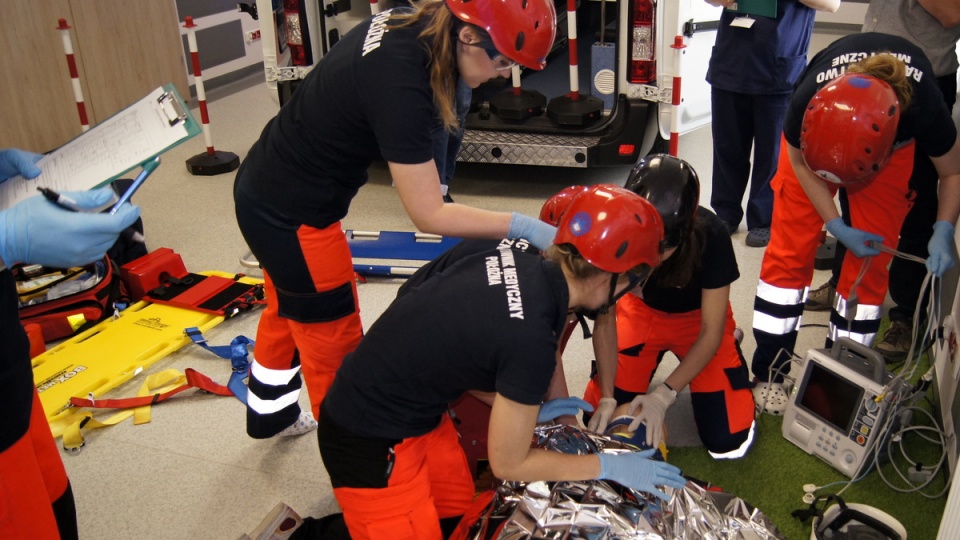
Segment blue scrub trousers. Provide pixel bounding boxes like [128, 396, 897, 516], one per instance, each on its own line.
[709, 87, 789, 231]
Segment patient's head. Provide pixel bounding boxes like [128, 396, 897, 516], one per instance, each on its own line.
[604, 408, 668, 461]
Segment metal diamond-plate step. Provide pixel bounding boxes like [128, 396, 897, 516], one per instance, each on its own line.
[457, 130, 601, 168]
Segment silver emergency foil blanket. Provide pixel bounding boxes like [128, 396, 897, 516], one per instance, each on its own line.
[458, 424, 785, 539]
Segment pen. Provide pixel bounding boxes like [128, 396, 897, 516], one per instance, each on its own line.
[37, 187, 145, 243]
[38, 187, 84, 212]
[110, 157, 161, 215]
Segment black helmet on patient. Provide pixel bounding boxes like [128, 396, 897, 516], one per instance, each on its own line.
[625, 153, 700, 250]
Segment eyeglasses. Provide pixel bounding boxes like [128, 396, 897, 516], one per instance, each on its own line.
[460, 38, 518, 71]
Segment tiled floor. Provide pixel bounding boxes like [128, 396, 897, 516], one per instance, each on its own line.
[54, 74, 839, 539]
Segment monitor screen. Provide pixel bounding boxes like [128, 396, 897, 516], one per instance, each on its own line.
[798, 361, 864, 433]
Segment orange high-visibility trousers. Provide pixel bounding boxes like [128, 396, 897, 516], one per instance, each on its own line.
[328, 415, 476, 540]
[584, 295, 754, 453]
[752, 138, 914, 382]
[247, 222, 363, 437]
[0, 389, 77, 540]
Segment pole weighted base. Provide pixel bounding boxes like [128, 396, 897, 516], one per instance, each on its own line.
[490, 89, 547, 122]
[186, 150, 240, 176]
[547, 93, 603, 127]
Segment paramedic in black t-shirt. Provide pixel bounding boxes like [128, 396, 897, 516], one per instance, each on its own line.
[233, 0, 561, 440]
[401, 187, 619, 435]
[750, 33, 960, 412]
[0, 148, 141, 539]
[318, 185, 687, 540]
[583, 155, 757, 459]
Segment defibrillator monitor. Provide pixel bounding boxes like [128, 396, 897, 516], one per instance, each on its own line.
[782, 339, 893, 478]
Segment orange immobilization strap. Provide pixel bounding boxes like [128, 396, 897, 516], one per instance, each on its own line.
[68, 369, 232, 410]
[61, 368, 234, 450]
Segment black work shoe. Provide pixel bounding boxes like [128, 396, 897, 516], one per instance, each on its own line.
[443, 193, 454, 203]
[805, 281, 835, 312]
[876, 319, 912, 361]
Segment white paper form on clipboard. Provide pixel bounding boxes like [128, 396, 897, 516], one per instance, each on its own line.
[0, 84, 199, 210]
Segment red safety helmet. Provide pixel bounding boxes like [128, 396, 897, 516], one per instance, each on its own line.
[800, 73, 900, 187]
[625, 154, 700, 250]
[540, 185, 590, 226]
[446, 0, 557, 70]
[554, 184, 665, 274]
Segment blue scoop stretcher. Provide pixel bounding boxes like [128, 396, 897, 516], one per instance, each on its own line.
[238, 230, 462, 277]
[346, 230, 461, 277]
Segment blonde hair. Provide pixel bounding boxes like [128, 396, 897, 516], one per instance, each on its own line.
[848, 53, 913, 112]
[388, 0, 460, 132]
[544, 244, 651, 280]
[544, 244, 605, 280]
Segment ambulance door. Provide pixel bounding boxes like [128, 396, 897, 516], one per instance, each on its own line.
[656, 1, 722, 139]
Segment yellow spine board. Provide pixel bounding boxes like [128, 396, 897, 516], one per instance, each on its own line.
[31, 271, 262, 438]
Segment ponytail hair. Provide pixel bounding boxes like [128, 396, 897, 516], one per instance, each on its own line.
[388, 0, 460, 132]
[848, 53, 913, 112]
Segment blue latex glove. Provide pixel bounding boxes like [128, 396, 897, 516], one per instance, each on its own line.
[0, 187, 140, 268]
[598, 449, 687, 501]
[825, 217, 882, 258]
[509, 212, 557, 251]
[927, 221, 956, 278]
[537, 397, 594, 423]
[0, 149, 42, 183]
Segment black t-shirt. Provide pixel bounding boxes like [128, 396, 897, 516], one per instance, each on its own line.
[639, 208, 739, 313]
[235, 8, 439, 230]
[398, 237, 540, 297]
[784, 32, 957, 158]
[324, 248, 569, 439]
[0, 270, 33, 452]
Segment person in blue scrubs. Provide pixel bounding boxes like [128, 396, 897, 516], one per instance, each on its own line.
[705, 0, 839, 247]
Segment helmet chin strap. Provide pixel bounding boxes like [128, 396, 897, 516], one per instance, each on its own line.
[597, 271, 642, 314]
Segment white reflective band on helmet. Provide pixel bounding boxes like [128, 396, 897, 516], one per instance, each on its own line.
[247, 387, 301, 415]
[250, 360, 302, 386]
[708, 421, 755, 460]
[815, 170, 843, 185]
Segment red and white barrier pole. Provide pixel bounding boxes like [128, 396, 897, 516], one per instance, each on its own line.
[184, 17, 214, 156]
[565, 0, 580, 100]
[183, 17, 239, 175]
[57, 18, 89, 132]
[369, 0, 380, 15]
[546, 0, 602, 127]
[669, 35, 686, 157]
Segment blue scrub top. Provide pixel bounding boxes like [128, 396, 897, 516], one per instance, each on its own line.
[707, 0, 816, 95]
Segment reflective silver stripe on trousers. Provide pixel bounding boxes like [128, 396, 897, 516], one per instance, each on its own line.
[248, 360, 302, 414]
[753, 281, 806, 336]
[828, 295, 881, 344]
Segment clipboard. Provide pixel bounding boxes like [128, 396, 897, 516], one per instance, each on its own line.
[728, 0, 777, 18]
[0, 84, 200, 210]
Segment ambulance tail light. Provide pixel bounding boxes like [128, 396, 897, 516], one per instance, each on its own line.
[629, 0, 656, 84]
[283, 0, 313, 66]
